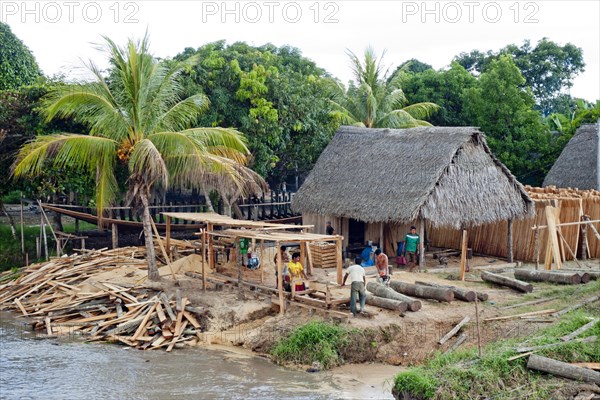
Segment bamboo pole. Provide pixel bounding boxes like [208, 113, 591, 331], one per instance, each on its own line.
[208, 223, 214, 273]
[150, 218, 176, 280]
[581, 216, 588, 261]
[534, 227, 540, 270]
[20, 194, 25, 257]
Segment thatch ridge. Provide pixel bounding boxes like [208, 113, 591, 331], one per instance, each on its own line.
[292, 126, 533, 228]
[543, 121, 600, 190]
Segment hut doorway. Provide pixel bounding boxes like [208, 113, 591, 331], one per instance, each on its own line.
[348, 218, 366, 246]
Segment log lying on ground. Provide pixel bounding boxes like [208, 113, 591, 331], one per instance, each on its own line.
[560, 319, 598, 342]
[516, 336, 596, 353]
[438, 316, 470, 345]
[527, 354, 600, 384]
[514, 269, 581, 285]
[481, 271, 533, 293]
[365, 295, 409, 313]
[552, 296, 599, 317]
[388, 281, 454, 302]
[415, 281, 476, 302]
[562, 269, 599, 281]
[366, 282, 421, 311]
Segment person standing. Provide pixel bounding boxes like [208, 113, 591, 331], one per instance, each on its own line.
[288, 252, 308, 292]
[325, 221, 335, 235]
[342, 257, 366, 317]
[375, 248, 390, 284]
[403, 226, 420, 272]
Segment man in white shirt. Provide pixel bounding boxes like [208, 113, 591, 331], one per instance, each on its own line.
[342, 257, 367, 317]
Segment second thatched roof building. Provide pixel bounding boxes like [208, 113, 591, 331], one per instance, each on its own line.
[292, 126, 534, 264]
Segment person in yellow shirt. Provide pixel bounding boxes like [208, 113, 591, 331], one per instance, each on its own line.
[288, 252, 308, 292]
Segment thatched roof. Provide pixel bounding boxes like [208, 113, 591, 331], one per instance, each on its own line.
[543, 121, 599, 190]
[292, 126, 533, 228]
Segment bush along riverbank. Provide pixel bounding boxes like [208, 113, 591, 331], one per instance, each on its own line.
[392, 280, 600, 400]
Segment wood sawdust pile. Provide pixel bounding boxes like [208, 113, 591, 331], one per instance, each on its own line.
[0, 247, 207, 352]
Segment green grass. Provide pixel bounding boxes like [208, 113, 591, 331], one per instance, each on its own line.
[270, 321, 350, 369]
[393, 280, 600, 399]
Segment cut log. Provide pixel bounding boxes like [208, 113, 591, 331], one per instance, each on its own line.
[484, 309, 556, 322]
[514, 269, 581, 285]
[415, 281, 476, 302]
[517, 336, 596, 353]
[476, 292, 489, 302]
[388, 281, 454, 302]
[438, 316, 470, 345]
[366, 282, 421, 311]
[560, 319, 598, 342]
[480, 271, 533, 293]
[500, 296, 560, 310]
[527, 354, 600, 384]
[365, 295, 409, 313]
[562, 269, 599, 281]
[570, 363, 600, 371]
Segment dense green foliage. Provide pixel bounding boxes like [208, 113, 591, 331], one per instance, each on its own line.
[455, 38, 585, 115]
[394, 281, 600, 399]
[174, 41, 339, 185]
[11, 35, 257, 280]
[0, 23, 41, 90]
[270, 321, 350, 369]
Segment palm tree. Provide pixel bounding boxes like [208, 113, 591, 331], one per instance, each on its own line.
[331, 47, 439, 128]
[12, 35, 261, 280]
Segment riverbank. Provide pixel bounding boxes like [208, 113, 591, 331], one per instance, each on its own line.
[1, 247, 598, 399]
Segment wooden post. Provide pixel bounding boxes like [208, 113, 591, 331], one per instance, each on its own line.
[419, 219, 425, 271]
[581, 216, 588, 261]
[335, 237, 343, 285]
[475, 295, 482, 357]
[300, 241, 307, 275]
[260, 239, 265, 284]
[507, 218, 513, 263]
[208, 223, 214, 272]
[20, 195, 25, 257]
[166, 216, 171, 255]
[42, 219, 48, 261]
[237, 238, 243, 300]
[276, 241, 285, 315]
[111, 223, 119, 249]
[459, 229, 468, 281]
[201, 228, 206, 291]
[379, 222, 384, 250]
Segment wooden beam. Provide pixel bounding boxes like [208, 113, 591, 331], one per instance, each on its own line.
[150, 218, 176, 280]
[438, 316, 470, 345]
[208, 223, 214, 273]
[544, 206, 562, 270]
[532, 219, 600, 230]
[201, 229, 206, 291]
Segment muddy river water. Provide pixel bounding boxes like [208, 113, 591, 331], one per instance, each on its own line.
[0, 312, 396, 399]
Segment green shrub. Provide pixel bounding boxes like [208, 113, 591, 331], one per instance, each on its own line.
[393, 368, 437, 400]
[270, 321, 349, 369]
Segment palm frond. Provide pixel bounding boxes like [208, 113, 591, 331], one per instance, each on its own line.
[401, 102, 440, 120]
[12, 134, 117, 177]
[128, 138, 169, 188]
[154, 94, 210, 132]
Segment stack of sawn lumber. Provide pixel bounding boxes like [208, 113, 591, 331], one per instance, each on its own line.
[0, 248, 206, 352]
[309, 241, 338, 268]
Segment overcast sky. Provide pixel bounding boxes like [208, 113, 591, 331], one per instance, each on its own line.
[3, 0, 599, 101]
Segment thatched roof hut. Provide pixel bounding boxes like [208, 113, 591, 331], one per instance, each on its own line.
[293, 126, 533, 229]
[543, 121, 599, 190]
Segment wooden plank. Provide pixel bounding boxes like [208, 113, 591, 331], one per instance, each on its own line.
[45, 317, 52, 335]
[484, 309, 556, 322]
[131, 302, 158, 341]
[516, 336, 596, 353]
[166, 320, 188, 352]
[155, 302, 167, 323]
[438, 316, 470, 345]
[560, 319, 598, 342]
[570, 363, 600, 371]
[14, 298, 28, 316]
[183, 311, 201, 329]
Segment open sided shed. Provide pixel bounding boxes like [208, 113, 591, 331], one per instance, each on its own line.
[292, 126, 534, 265]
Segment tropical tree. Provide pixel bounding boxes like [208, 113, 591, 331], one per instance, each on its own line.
[330, 47, 439, 128]
[12, 35, 259, 280]
[0, 22, 41, 90]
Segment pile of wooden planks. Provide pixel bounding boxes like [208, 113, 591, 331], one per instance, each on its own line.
[0, 249, 206, 351]
[309, 242, 338, 268]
